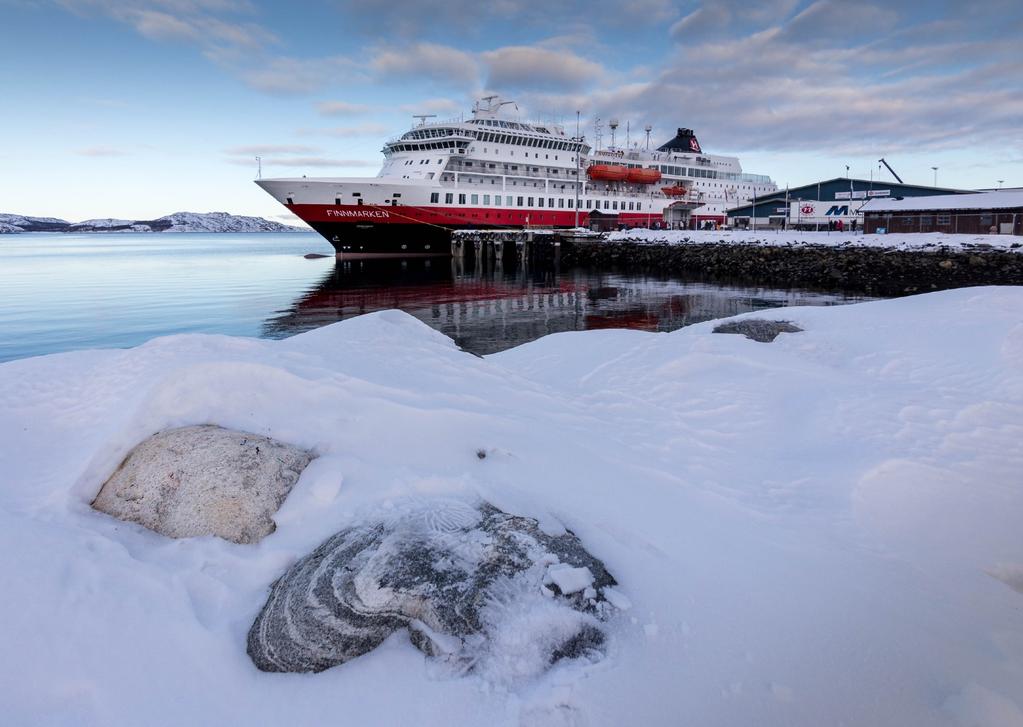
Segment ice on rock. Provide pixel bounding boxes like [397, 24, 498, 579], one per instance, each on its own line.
[601, 587, 633, 611]
[713, 318, 803, 343]
[246, 498, 620, 677]
[546, 564, 595, 595]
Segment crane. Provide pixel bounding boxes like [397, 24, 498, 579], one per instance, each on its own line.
[878, 158, 903, 184]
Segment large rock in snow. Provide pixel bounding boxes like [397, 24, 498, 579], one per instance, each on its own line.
[92, 425, 313, 544]
[713, 318, 803, 342]
[247, 499, 622, 679]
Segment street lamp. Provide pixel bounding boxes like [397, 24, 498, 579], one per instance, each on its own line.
[998, 180, 1005, 190]
[932, 166, 938, 187]
[751, 186, 756, 232]
[574, 110, 581, 229]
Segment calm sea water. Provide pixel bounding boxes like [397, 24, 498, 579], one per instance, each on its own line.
[0, 232, 879, 363]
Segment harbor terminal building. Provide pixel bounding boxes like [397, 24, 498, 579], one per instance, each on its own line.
[725, 178, 969, 230]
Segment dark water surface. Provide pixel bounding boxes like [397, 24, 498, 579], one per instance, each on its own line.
[0, 233, 880, 363]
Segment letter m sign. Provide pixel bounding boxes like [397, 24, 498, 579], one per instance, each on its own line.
[826, 205, 849, 216]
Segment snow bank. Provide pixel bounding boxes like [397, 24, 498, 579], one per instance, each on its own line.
[1, 292, 1022, 726]
[605, 227, 1023, 253]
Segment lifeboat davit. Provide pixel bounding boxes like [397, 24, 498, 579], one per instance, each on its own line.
[626, 168, 662, 184]
[587, 164, 628, 181]
[662, 186, 689, 197]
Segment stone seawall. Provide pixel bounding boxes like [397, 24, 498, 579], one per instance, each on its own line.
[561, 240, 1023, 294]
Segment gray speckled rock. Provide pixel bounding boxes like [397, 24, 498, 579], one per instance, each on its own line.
[92, 425, 313, 544]
[713, 318, 803, 342]
[247, 499, 621, 680]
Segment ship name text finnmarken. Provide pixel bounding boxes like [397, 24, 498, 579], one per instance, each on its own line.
[325, 209, 391, 218]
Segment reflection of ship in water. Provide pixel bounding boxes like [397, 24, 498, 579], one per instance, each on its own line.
[263, 258, 876, 355]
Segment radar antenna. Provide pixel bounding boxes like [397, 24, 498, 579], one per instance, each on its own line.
[473, 96, 517, 116]
[412, 114, 437, 127]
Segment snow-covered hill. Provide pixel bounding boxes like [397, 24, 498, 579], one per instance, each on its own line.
[0, 214, 71, 232]
[67, 219, 153, 233]
[0, 211, 308, 233]
[141, 211, 306, 233]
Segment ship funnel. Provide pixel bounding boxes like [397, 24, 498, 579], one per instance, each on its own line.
[657, 127, 702, 154]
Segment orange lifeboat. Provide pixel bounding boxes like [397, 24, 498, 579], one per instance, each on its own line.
[626, 168, 662, 184]
[587, 164, 628, 181]
[662, 185, 689, 197]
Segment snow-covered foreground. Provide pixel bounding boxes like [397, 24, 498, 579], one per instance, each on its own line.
[1, 288, 1022, 726]
[606, 227, 1023, 252]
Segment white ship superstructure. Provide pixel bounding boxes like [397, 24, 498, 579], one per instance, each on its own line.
[256, 97, 777, 255]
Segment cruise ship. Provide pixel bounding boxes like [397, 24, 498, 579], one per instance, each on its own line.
[256, 97, 777, 256]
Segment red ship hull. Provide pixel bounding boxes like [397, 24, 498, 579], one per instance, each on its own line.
[290, 204, 663, 256]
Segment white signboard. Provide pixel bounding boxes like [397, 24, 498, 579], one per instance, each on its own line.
[851, 190, 866, 199]
[834, 191, 852, 199]
[867, 189, 891, 197]
[790, 200, 865, 225]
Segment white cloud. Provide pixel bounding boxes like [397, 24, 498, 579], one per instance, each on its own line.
[76, 146, 130, 157]
[263, 157, 377, 168]
[239, 56, 359, 95]
[482, 46, 603, 91]
[780, 0, 898, 43]
[398, 97, 464, 116]
[224, 144, 319, 155]
[316, 101, 373, 116]
[669, 0, 799, 39]
[299, 123, 392, 138]
[371, 43, 478, 86]
[128, 9, 200, 40]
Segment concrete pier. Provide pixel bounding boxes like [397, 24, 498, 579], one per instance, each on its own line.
[450, 229, 579, 266]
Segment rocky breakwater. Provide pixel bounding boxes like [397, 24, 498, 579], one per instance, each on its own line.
[562, 234, 1023, 295]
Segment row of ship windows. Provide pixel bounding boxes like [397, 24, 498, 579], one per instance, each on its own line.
[388, 142, 468, 152]
[391, 135, 577, 153]
[447, 172, 760, 196]
[473, 148, 570, 161]
[452, 162, 578, 175]
[472, 133, 576, 151]
[427, 192, 652, 210]
[658, 164, 770, 184]
[470, 119, 549, 133]
[444, 176, 577, 191]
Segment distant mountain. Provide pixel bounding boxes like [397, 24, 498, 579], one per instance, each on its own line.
[0, 211, 309, 233]
[0, 214, 71, 232]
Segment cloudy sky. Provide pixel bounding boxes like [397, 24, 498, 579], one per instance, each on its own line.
[2, 0, 1021, 222]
